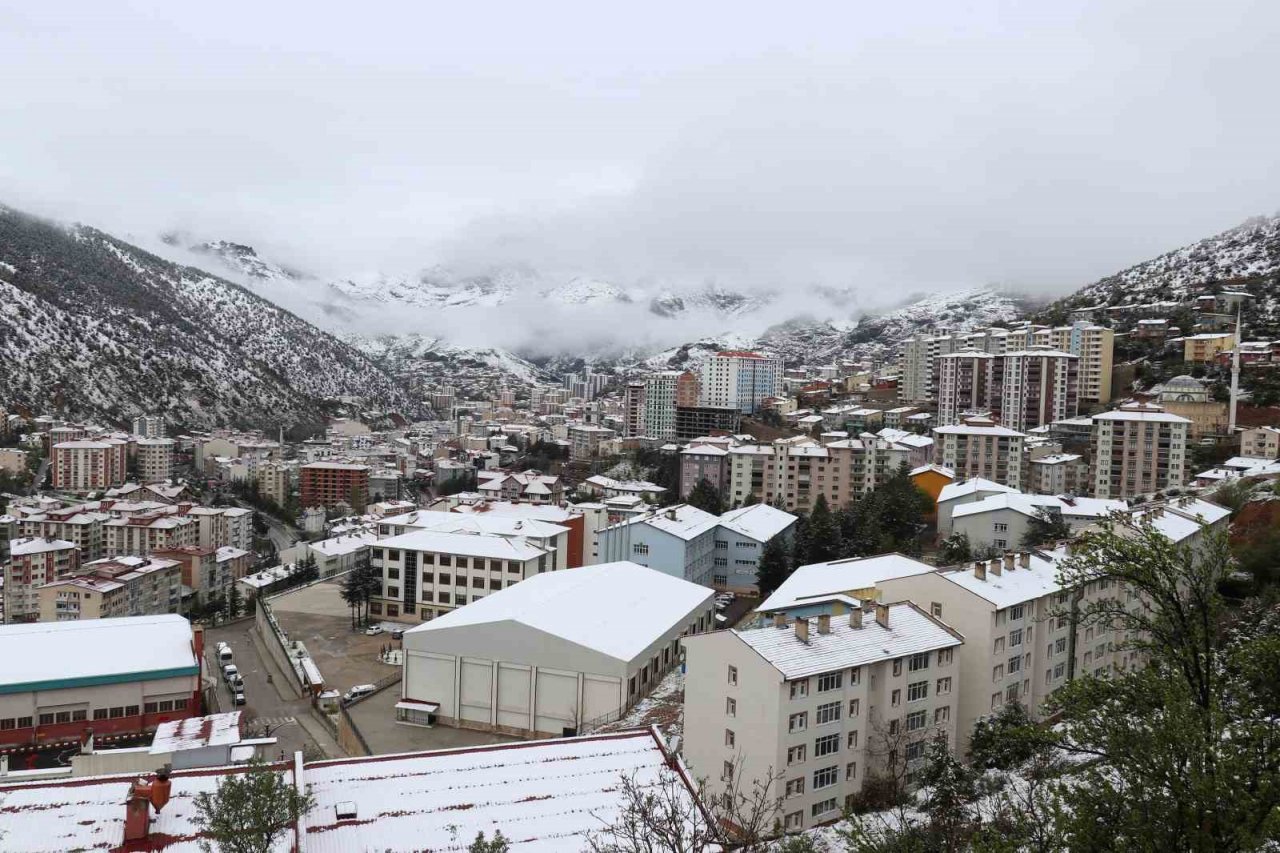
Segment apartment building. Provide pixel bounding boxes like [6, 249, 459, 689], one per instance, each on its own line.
[4, 537, 81, 623]
[994, 350, 1079, 432]
[377, 509, 571, 572]
[567, 424, 616, 460]
[727, 444, 775, 506]
[368, 529, 556, 622]
[684, 602, 963, 831]
[475, 470, 564, 504]
[900, 335, 958, 403]
[935, 351, 993, 426]
[701, 351, 782, 413]
[756, 554, 938, 622]
[1028, 453, 1088, 496]
[597, 504, 719, 586]
[680, 444, 729, 498]
[623, 381, 646, 437]
[16, 506, 109, 560]
[712, 504, 798, 593]
[932, 418, 1027, 490]
[1032, 323, 1114, 405]
[1241, 426, 1280, 459]
[748, 436, 913, 513]
[674, 405, 742, 441]
[1183, 332, 1236, 363]
[299, 461, 370, 509]
[131, 415, 165, 439]
[36, 556, 183, 621]
[134, 438, 175, 483]
[949, 493, 1125, 552]
[104, 513, 198, 556]
[642, 370, 695, 440]
[151, 545, 247, 607]
[52, 439, 128, 491]
[1091, 404, 1190, 499]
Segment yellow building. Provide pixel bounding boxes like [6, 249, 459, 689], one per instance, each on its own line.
[1183, 332, 1236, 363]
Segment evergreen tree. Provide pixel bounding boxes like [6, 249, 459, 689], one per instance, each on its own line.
[339, 569, 362, 629]
[755, 536, 791, 597]
[468, 831, 511, 853]
[227, 582, 243, 620]
[1020, 507, 1071, 548]
[741, 491, 760, 507]
[686, 478, 725, 515]
[938, 531, 972, 565]
[803, 493, 842, 564]
[916, 733, 978, 851]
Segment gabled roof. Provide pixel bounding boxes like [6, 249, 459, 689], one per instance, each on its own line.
[605, 504, 720, 541]
[405, 561, 713, 662]
[951, 493, 1125, 522]
[937, 478, 1018, 504]
[377, 529, 549, 561]
[933, 548, 1067, 608]
[717, 504, 797, 542]
[757, 554, 937, 613]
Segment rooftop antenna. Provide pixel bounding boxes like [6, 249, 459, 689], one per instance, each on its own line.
[1228, 303, 1242, 435]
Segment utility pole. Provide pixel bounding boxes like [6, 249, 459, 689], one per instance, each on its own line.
[1228, 303, 1242, 434]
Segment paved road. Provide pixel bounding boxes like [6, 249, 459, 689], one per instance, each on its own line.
[204, 622, 341, 760]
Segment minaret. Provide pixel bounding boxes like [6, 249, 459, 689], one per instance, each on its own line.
[1228, 304, 1242, 434]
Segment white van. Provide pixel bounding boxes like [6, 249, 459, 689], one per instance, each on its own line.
[342, 684, 376, 704]
[216, 643, 234, 665]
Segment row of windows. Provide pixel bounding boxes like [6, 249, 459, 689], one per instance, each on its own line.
[0, 698, 188, 731]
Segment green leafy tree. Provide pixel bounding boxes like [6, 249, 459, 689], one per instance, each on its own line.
[192, 758, 315, 853]
[686, 478, 725, 515]
[838, 464, 931, 557]
[967, 701, 1054, 770]
[467, 830, 511, 852]
[1019, 507, 1071, 548]
[755, 536, 791, 597]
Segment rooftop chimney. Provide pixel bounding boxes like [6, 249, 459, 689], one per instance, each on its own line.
[1019, 551, 1031, 568]
[849, 608, 864, 629]
[817, 614, 831, 634]
[794, 618, 810, 644]
[974, 560, 987, 581]
[1003, 553, 1015, 572]
[773, 613, 786, 629]
[875, 603, 890, 629]
[123, 766, 172, 844]
[989, 558, 1002, 577]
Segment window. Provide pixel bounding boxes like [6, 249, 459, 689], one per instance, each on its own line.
[938, 649, 952, 666]
[787, 744, 807, 765]
[785, 811, 803, 830]
[994, 538, 1007, 549]
[1055, 637, 1067, 654]
[727, 665, 738, 686]
[159, 700, 174, 712]
[785, 777, 805, 797]
[144, 701, 158, 714]
[1009, 628, 1023, 647]
[421, 572, 434, 584]
[633, 543, 649, 556]
[891, 689, 901, 707]
[1054, 662, 1066, 679]
[93, 708, 108, 721]
[714, 557, 728, 567]
[38, 713, 54, 726]
[907, 652, 930, 672]
[992, 692, 1003, 710]
[934, 706, 951, 724]
[725, 729, 736, 747]
[813, 766, 839, 789]
[726, 697, 737, 717]
[906, 710, 927, 732]
[848, 666, 861, 685]
[907, 681, 928, 702]
[1010, 604, 1025, 621]
[1008, 655, 1022, 674]
[814, 734, 840, 757]
[817, 672, 842, 692]
[892, 658, 902, 677]
[16, 716, 31, 729]
[0, 719, 13, 731]
[888, 719, 900, 736]
[993, 665, 1004, 682]
[173, 699, 188, 711]
[723, 761, 735, 781]
[994, 637, 1005, 654]
[812, 798, 838, 818]
[846, 761, 858, 781]
[994, 522, 1008, 532]
[936, 677, 952, 695]
[931, 602, 943, 618]
[815, 702, 841, 725]
[438, 573, 452, 585]
[788, 712, 808, 732]
[847, 730, 859, 749]
[109, 707, 124, 719]
[439, 555, 452, 567]
[790, 679, 809, 699]
[848, 698, 860, 717]
[905, 741, 926, 762]
[1006, 683, 1020, 703]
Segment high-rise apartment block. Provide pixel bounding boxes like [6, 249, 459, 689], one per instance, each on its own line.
[131, 415, 165, 439]
[700, 351, 781, 413]
[993, 350, 1079, 433]
[934, 351, 994, 426]
[134, 438, 175, 484]
[52, 439, 129, 491]
[1090, 404, 1190, 499]
[623, 381, 646, 437]
[932, 417, 1026, 490]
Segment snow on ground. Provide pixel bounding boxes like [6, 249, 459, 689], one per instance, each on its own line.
[598, 666, 685, 742]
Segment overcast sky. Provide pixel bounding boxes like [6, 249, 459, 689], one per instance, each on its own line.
[2, 0, 1278, 303]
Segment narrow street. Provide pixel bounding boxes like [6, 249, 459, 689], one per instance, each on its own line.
[204, 620, 341, 760]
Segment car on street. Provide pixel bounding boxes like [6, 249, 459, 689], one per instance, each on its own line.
[342, 684, 377, 704]
[364, 625, 385, 636]
[222, 664, 239, 683]
[391, 629, 404, 640]
[233, 689, 246, 706]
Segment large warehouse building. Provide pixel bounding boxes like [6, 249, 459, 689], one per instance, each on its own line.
[398, 561, 715, 737]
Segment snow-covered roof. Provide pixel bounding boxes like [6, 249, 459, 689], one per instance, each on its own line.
[1094, 407, 1191, 424]
[951, 493, 1125, 522]
[377, 529, 549, 561]
[382, 509, 569, 540]
[933, 423, 1027, 437]
[405, 561, 713, 662]
[758, 554, 937, 613]
[150, 711, 242, 753]
[682, 444, 728, 456]
[215, 546, 250, 562]
[0, 729, 699, 853]
[0, 615, 197, 692]
[9, 537, 77, 556]
[937, 478, 1019, 504]
[936, 548, 1067, 608]
[309, 530, 379, 556]
[734, 602, 961, 679]
[585, 474, 666, 494]
[1132, 498, 1231, 543]
[717, 504, 797, 542]
[728, 444, 775, 456]
[910, 464, 955, 479]
[605, 504, 720, 541]
[1031, 453, 1083, 465]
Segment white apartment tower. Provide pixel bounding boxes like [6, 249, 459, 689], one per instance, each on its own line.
[900, 335, 958, 404]
[131, 415, 165, 439]
[643, 371, 683, 440]
[700, 351, 781, 414]
[1091, 404, 1190, 499]
[684, 602, 963, 831]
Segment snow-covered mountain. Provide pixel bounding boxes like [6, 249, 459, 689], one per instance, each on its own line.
[348, 334, 555, 388]
[0, 207, 410, 430]
[1055, 213, 1280, 315]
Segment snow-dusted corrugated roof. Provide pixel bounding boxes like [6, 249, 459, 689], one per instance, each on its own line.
[377, 529, 549, 561]
[150, 711, 242, 753]
[382, 510, 568, 540]
[936, 548, 1067, 608]
[605, 504, 719, 541]
[9, 537, 77, 556]
[934, 423, 1027, 437]
[951, 493, 1125, 522]
[405, 561, 713, 662]
[734, 602, 961, 679]
[936, 478, 1018, 504]
[757, 554, 937, 613]
[1094, 409, 1192, 424]
[0, 614, 196, 691]
[717, 504, 797, 543]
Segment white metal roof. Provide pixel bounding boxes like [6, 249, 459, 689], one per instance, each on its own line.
[717, 504, 797, 543]
[605, 504, 720, 541]
[936, 478, 1019, 504]
[377, 529, 549, 561]
[757, 554, 937, 613]
[382, 510, 568, 540]
[9, 537, 77, 556]
[405, 561, 713, 662]
[934, 548, 1067, 608]
[951, 493, 1125, 522]
[150, 711, 242, 753]
[734, 602, 962, 679]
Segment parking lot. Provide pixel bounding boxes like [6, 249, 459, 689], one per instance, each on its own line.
[346, 687, 519, 755]
[269, 580, 403, 700]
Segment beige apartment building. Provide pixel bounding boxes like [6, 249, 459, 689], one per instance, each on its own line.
[934, 350, 994, 427]
[1090, 404, 1190, 499]
[685, 602, 963, 831]
[133, 438, 175, 483]
[104, 513, 198, 556]
[1032, 324, 1114, 405]
[36, 556, 183, 622]
[1183, 332, 1235, 363]
[4, 538, 82, 623]
[17, 507, 109, 560]
[51, 439, 128, 491]
[932, 419, 1026, 490]
[746, 437, 913, 513]
[1241, 426, 1280, 459]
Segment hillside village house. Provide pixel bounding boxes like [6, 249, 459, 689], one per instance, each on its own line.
[399, 562, 715, 736]
[684, 602, 963, 831]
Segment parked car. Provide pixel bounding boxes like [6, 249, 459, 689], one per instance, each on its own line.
[342, 684, 377, 704]
[365, 625, 386, 636]
[216, 642, 234, 665]
[222, 664, 240, 683]
[391, 629, 404, 641]
[234, 689, 246, 706]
